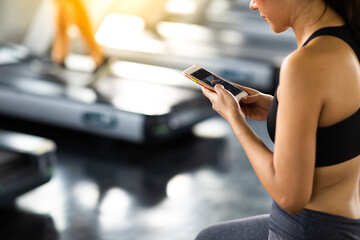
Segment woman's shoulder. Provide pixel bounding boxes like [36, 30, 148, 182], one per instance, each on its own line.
[278, 35, 359, 112]
[279, 49, 328, 91]
[280, 36, 354, 88]
[283, 35, 356, 74]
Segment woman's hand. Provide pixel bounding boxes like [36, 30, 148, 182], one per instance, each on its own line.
[235, 84, 274, 121]
[201, 85, 245, 124]
[202, 84, 274, 122]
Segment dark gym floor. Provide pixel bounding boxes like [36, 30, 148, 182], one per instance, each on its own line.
[0, 114, 274, 240]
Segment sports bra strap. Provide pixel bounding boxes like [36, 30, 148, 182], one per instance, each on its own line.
[302, 25, 360, 61]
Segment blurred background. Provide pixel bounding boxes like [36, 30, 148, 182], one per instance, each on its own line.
[0, 0, 297, 239]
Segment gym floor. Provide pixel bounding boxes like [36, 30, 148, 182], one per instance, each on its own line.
[0, 115, 273, 240]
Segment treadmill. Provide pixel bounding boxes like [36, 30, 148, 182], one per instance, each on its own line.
[0, 129, 56, 204]
[0, 53, 215, 143]
[0, 0, 296, 143]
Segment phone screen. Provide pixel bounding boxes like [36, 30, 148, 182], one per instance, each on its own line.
[190, 68, 242, 96]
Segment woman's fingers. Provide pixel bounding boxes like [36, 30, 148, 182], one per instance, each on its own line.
[232, 83, 258, 95]
[201, 86, 216, 99]
[202, 84, 238, 103]
[214, 84, 226, 93]
[241, 94, 261, 104]
[215, 84, 237, 98]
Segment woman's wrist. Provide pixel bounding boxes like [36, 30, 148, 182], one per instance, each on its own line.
[228, 113, 249, 137]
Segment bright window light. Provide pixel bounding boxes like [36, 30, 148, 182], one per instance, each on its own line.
[157, 22, 212, 42]
[95, 13, 164, 53]
[95, 13, 145, 45]
[165, 0, 197, 14]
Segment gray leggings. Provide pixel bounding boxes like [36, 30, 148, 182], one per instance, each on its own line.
[194, 214, 272, 240]
[195, 201, 360, 240]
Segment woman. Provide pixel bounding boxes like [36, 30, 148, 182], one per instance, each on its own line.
[195, 0, 360, 239]
[52, 0, 104, 67]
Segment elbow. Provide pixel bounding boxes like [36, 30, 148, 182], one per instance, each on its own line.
[273, 177, 313, 215]
[276, 195, 309, 215]
[278, 203, 303, 215]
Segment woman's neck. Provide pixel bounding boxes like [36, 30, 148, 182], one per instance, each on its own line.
[290, 1, 345, 48]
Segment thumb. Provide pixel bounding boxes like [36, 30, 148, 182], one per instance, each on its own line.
[214, 84, 225, 92]
[241, 94, 261, 103]
[214, 84, 227, 96]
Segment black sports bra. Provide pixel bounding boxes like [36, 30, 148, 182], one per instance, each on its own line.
[267, 25, 360, 167]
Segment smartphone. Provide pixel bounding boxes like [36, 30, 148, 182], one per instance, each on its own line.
[183, 65, 248, 101]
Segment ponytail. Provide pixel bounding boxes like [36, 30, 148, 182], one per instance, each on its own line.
[324, 0, 360, 41]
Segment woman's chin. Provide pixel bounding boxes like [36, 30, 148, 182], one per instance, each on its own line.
[269, 24, 290, 34]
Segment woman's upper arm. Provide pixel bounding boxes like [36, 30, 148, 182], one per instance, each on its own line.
[273, 51, 325, 212]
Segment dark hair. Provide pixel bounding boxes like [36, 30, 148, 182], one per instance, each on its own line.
[324, 0, 360, 41]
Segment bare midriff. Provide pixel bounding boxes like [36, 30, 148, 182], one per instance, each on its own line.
[305, 155, 360, 219]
